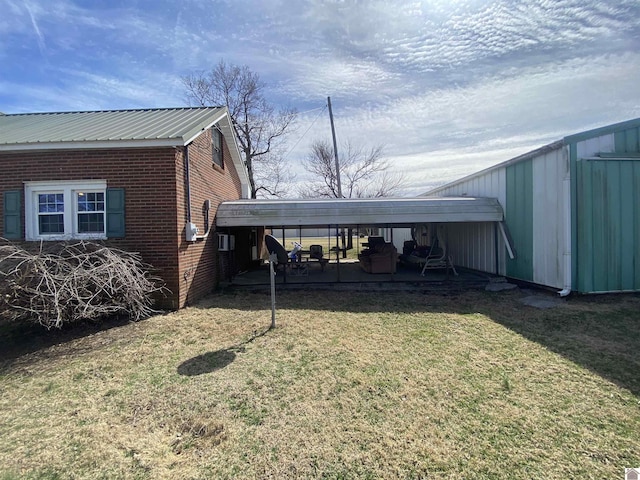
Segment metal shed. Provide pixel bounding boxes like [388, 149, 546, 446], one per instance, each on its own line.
[425, 117, 640, 295]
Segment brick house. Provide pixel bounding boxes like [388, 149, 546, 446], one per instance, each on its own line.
[0, 107, 253, 309]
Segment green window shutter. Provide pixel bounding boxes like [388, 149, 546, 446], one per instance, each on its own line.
[106, 188, 125, 238]
[3, 190, 22, 240]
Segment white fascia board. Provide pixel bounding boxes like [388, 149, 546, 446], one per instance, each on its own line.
[181, 109, 250, 195]
[182, 110, 227, 145]
[218, 113, 250, 194]
[216, 198, 504, 227]
[0, 138, 183, 151]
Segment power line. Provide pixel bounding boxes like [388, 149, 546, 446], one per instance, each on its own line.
[232, 105, 327, 128]
[282, 104, 328, 161]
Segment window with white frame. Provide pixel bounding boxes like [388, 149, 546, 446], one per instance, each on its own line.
[25, 180, 107, 240]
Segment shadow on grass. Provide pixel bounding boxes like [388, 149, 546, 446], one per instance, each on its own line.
[196, 289, 640, 397]
[487, 297, 640, 397]
[2, 288, 638, 398]
[177, 327, 271, 376]
[177, 348, 238, 376]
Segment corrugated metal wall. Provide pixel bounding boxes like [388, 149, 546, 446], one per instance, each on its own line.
[615, 124, 640, 153]
[530, 148, 568, 289]
[429, 168, 506, 274]
[427, 118, 640, 293]
[575, 159, 640, 292]
[431, 146, 568, 289]
[506, 159, 533, 281]
[573, 126, 640, 292]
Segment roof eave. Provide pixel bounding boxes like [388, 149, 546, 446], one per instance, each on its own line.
[216, 197, 504, 228]
[0, 138, 185, 152]
[182, 108, 227, 145]
[564, 117, 640, 144]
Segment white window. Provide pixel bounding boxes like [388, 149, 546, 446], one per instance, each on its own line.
[25, 180, 107, 240]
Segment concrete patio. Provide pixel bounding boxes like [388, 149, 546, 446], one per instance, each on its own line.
[223, 259, 492, 292]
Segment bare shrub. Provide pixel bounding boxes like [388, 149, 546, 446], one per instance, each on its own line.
[0, 239, 167, 329]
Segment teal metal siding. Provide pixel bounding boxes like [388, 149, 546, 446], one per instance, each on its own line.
[574, 159, 640, 292]
[505, 160, 533, 281]
[614, 126, 640, 153]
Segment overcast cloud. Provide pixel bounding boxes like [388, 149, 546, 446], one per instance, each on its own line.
[1, 0, 639, 195]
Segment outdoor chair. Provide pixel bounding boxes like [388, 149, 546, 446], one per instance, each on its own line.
[308, 244, 329, 271]
[309, 244, 323, 259]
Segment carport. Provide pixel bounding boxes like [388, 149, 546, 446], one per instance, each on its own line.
[215, 197, 508, 285]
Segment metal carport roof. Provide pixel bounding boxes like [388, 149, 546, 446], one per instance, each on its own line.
[216, 197, 503, 228]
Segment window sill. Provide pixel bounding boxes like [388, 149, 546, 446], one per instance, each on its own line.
[25, 234, 108, 242]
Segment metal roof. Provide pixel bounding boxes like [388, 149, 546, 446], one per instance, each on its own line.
[424, 116, 640, 197]
[216, 197, 504, 228]
[0, 107, 227, 150]
[424, 140, 565, 196]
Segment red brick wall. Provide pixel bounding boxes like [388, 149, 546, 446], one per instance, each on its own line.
[175, 128, 243, 307]
[0, 130, 244, 310]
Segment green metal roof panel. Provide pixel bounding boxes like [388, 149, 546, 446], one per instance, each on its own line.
[0, 107, 225, 147]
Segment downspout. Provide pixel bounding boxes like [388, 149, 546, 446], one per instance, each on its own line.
[184, 146, 192, 224]
[183, 145, 212, 242]
[558, 145, 572, 297]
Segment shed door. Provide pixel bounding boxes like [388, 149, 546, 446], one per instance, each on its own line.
[575, 159, 640, 292]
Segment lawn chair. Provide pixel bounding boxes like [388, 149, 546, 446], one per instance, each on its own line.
[308, 244, 329, 271]
[309, 244, 323, 260]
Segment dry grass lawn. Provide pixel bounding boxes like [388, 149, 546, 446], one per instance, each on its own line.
[1, 289, 639, 479]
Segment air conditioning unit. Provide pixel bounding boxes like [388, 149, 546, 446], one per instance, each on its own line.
[218, 234, 235, 251]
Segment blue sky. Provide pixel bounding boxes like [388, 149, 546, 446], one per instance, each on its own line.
[1, 0, 640, 195]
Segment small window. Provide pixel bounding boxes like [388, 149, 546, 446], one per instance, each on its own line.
[25, 181, 107, 240]
[76, 191, 105, 233]
[212, 127, 224, 168]
[37, 193, 65, 234]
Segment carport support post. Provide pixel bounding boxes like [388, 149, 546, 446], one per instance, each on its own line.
[269, 253, 277, 328]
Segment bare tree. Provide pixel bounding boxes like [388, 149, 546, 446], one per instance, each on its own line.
[300, 140, 406, 199]
[182, 60, 296, 198]
[301, 140, 406, 253]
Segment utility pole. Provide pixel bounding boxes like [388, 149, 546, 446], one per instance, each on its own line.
[327, 96, 347, 258]
[327, 96, 342, 198]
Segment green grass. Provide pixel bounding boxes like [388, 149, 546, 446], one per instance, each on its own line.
[1, 289, 639, 479]
[271, 235, 367, 261]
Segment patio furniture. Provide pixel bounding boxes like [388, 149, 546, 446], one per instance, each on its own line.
[358, 242, 397, 274]
[420, 227, 458, 276]
[308, 244, 329, 271]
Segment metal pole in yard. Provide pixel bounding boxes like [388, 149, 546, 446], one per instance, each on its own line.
[269, 253, 277, 328]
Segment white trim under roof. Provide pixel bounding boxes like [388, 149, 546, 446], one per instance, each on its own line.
[0, 138, 185, 151]
[216, 197, 504, 228]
